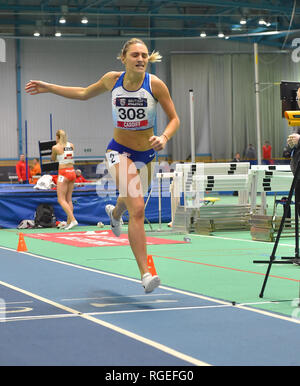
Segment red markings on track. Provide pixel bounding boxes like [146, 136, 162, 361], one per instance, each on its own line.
[152, 254, 300, 283]
[25, 230, 187, 248]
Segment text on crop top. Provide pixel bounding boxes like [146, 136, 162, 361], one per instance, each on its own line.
[56, 142, 74, 165]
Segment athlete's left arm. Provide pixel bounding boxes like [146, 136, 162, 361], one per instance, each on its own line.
[149, 76, 180, 151]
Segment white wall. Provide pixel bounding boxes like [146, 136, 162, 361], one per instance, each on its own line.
[0, 37, 288, 160]
[0, 39, 18, 159]
[21, 39, 124, 159]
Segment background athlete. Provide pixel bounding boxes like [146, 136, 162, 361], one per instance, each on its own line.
[51, 129, 78, 231]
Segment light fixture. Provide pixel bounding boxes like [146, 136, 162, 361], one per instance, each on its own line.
[55, 31, 62, 37]
[200, 31, 206, 38]
[59, 16, 66, 24]
[258, 18, 271, 27]
[240, 18, 247, 25]
[81, 16, 88, 24]
[218, 32, 225, 38]
[33, 31, 40, 37]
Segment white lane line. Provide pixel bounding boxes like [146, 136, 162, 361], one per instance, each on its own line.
[192, 233, 295, 247]
[1, 304, 231, 322]
[0, 300, 289, 322]
[88, 303, 232, 316]
[1, 246, 300, 330]
[5, 301, 34, 304]
[1, 313, 78, 322]
[90, 299, 178, 308]
[61, 293, 173, 301]
[0, 278, 210, 367]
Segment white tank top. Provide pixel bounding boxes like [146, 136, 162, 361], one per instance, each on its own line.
[111, 72, 157, 131]
[56, 142, 74, 165]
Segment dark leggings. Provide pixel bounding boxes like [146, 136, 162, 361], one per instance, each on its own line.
[295, 180, 300, 218]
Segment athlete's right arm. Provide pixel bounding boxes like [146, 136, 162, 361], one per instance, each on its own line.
[51, 145, 57, 161]
[25, 72, 121, 100]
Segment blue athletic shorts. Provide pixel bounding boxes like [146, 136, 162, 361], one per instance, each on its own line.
[106, 138, 155, 167]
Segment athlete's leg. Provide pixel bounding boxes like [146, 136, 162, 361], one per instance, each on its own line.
[57, 177, 74, 221]
[112, 196, 127, 219]
[65, 180, 76, 223]
[111, 159, 154, 220]
[107, 154, 149, 276]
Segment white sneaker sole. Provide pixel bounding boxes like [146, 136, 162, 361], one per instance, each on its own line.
[143, 275, 161, 293]
[105, 205, 121, 237]
[65, 221, 78, 230]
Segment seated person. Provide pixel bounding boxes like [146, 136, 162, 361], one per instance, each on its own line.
[232, 152, 241, 162]
[75, 169, 88, 185]
[30, 158, 41, 184]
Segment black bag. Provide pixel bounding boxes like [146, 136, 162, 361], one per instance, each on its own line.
[34, 204, 56, 228]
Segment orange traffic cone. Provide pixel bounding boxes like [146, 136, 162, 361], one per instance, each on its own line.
[17, 233, 28, 252]
[147, 254, 157, 276]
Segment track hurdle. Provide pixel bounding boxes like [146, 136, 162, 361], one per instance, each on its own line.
[171, 162, 252, 234]
[249, 164, 294, 241]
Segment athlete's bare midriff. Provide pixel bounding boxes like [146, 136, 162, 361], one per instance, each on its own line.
[58, 163, 74, 170]
[113, 127, 154, 151]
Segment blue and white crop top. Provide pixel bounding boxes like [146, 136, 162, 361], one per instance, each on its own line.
[56, 142, 74, 165]
[111, 72, 157, 131]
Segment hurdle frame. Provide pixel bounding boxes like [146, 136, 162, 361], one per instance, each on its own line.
[170, 162, 252, 234]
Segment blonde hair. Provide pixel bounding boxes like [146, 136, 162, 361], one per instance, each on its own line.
[117, 38, 162, 63]
[56, 129, 67, 145]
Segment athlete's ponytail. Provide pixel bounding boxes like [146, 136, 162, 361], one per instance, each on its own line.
[56, 129, 67, 145]
[148, 50, 162, 63]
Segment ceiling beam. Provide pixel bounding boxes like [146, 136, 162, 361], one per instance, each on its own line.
[143, 0, 296, 15]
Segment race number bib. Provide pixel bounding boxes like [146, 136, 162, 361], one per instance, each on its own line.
[116, 97, 148, 129]
[106, 151, 120, 167]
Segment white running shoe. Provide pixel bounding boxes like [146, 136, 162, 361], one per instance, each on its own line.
[142, 273, 161, 293]
[57, 221, 67, 229]
[105, 204, 122, 237]
[64, 220, 78, 230]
